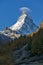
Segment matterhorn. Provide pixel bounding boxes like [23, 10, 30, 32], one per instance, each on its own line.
[0, 7, 38, 44]
[10, 7, 38, 34]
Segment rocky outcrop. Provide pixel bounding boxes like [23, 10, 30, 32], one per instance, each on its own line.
[12, 45, 43, 65]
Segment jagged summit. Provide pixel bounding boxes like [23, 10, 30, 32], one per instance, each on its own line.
[2, 7, 37, 35]
[10, 13, 27, 31]
[10, 8, 37, 34]
[10, 7, 31, 31]
[0, 7, 38, 44]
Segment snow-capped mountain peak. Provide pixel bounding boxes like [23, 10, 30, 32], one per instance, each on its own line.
[10, 13, 27, 31]
[0, 7, 38, 44]
[9, 11, 37, 35]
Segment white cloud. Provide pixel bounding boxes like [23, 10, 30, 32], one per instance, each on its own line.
[20, 7, 31, 14]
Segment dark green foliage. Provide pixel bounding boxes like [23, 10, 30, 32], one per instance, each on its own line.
[13, 28, 43, 55]
[31, 28, 43, 55]
[25, 36, 32, 50]
[0, 42, 14, 65]
[13, 35, 32, 50]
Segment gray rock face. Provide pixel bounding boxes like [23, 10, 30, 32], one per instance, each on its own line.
[12, 45, 43, 65]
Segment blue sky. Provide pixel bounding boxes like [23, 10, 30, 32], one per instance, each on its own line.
[0, 0, 43, 30]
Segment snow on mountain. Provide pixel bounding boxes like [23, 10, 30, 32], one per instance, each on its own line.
[1, 7, 38, 36]
[10, 13, 37, 34]
[0, 7, 38, 44]
[0, 10, 38, 38]
[10, 14, 27, 31]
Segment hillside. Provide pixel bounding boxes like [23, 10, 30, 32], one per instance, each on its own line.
[0, 22, 43, 65]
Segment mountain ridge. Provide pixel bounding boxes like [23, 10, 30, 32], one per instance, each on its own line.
[0, 11, 38, 44]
